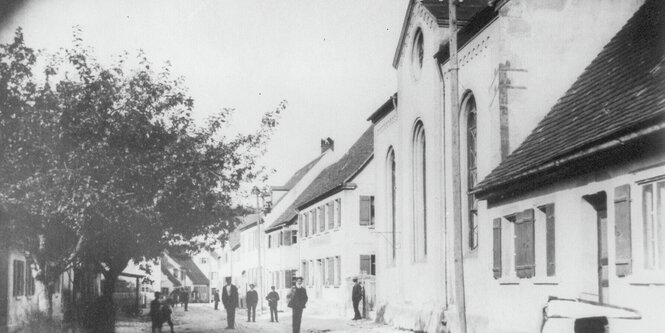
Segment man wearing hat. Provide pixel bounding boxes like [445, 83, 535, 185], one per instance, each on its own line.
[222, 277, 239, 329]
[351, 278, 363, 320]
[288, 277, 308, 333]
[246, 283, 258, 322]
[149, 292, 162, 333]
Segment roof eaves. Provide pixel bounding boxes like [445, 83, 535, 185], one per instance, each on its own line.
[393, 0, 417, 69]
[367, 94, 398, 123]
[474, 120, 665, 199]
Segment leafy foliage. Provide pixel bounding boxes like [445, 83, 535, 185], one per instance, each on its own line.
[0, 27, 284, 310]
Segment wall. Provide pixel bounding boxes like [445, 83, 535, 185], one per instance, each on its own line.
[298, 158, 376, 318]
[466, 148, 665, 332]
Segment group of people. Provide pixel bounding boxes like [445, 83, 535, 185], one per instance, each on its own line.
[218, 276, 308, 333]
[149, 276, 363, 333]
[148, 292, 175, 333]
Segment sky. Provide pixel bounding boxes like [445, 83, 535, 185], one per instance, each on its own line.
[0, 0, 408, 195]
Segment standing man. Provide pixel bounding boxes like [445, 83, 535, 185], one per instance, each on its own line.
[246, 284, 258, 322]
[222, 277, 239, 329]
[149, 292, 163, 333]
[182, 289, 189, 311]
[213, 289, 220, 310]
[266, 286, 280, 323]
[351, 278, 363, 320]
[288, 277, 308, 333]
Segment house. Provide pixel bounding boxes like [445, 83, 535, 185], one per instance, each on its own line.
[372, 0, 647, 332]
[160, 253, 210, 303]
[226, 214, 267, 308]
[263, 138, 339, 308]
[293, 125, 376, 317]
[192, 249, 223, 299]
[468, 1, 665, 332]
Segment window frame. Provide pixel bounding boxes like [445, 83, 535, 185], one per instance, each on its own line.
[412, 121, 427, 262]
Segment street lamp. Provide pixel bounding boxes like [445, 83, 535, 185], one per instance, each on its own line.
[251, 186, 266, 313]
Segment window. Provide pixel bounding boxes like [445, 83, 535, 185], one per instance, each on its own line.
[303, 213, 309, 237]
[411, 28, 424, 79]
[388, 148, 397, 263]
[211, 272, 218, 280]
[328, 202, 334, 229]
[334, 256, 341, 286]
[26, 262, 35, 296]
[360, 255, 376, 275]
[200, 258, 207, 264]
[643, 180, 665, 270]
[412, 121, 427, 261]
[463, 95, 479, 250]
[279, 231, 284, 246]
[494, 205, 555, 279]
[335, 199, 342, 227]
[173, 268, 178, 278]
[319, 206, 325, 232]
[13, 260, 25, 297]
[359, 196, 375, 226]
[292, 230, 298, 245]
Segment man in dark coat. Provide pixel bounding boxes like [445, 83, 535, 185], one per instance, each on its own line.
[246, 284, 258, 322]
[222, 277, 239, 329]
[213, 289, 220, 310]
[182, 289, 189, 311]
[149, 292, 163, 333]
[351, 278, 363, 320]
[288, 277, 308, 333]
[266, 286, 280, 322]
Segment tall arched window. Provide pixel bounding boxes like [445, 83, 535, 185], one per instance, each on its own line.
[387, 147, 397, 263]
[463, 95, 479, 250]
[412, 121, 427, 261]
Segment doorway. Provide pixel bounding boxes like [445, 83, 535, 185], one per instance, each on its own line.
[583, 191, 609, 304]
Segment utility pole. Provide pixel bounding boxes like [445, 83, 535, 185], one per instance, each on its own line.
[449, 1, 467, 333]
[252, 186, 265, 314]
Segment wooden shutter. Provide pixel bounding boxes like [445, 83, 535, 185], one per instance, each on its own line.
[515, 209, 535, 278]
[311, 210, 317, 234]
[545, 204, 556, 276]
[328, 202, 334, 229]
[360, 196, 371, 225]
[336, 199, 342, 227]
[614, 184, 632, 277]
[492, 218, 502, 279]
[319, 207, 325, 232]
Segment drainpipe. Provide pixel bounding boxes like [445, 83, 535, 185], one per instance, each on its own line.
[448, 1, 468, 332]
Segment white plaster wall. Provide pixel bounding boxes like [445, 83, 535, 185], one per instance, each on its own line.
[298, 158, 376, 317]
[6, 250, 42, 331]
[466, 152, 665, 333]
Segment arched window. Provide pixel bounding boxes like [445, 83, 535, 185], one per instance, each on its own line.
[387, 147, 397, 263]
[463, 95, 479, 250]
[412, 121, 427, 261]
[411, 28, 424, 79]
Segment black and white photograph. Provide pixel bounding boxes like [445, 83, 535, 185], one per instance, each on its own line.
[0, 0, 663, 332]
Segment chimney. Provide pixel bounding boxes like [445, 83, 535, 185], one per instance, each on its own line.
[321, 137, 334, 153]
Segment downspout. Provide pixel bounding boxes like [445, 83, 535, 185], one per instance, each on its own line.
[448, 1, 468, 332]
[435, 29, 449, 313]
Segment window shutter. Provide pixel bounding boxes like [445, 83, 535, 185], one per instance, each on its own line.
[328, 202, 334, 229]
[311, 211, 317, 234]
[492, 218, 502, 279]
[515, 209, 535, 278]
[614, 184, 632, 277]
[545, 204, 556, 276]
[360, 196, 371, 225]
[319, 207, 325, 232]
[336, 199, 342, 227]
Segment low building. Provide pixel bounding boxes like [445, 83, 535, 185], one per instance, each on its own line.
[160, 253, 210, 303]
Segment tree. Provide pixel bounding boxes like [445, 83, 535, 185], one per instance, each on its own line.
[0, 28, 285, 331]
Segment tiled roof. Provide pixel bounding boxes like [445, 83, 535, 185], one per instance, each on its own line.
[474, 0, 665, 198]
[294, 125, 374, 210]
[235, 214, 262, 231]
[169, 254, 210, 286]
[160, 260, 181, 287]
[282, 155, 324, 190]
[265, 202, 298, 232]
